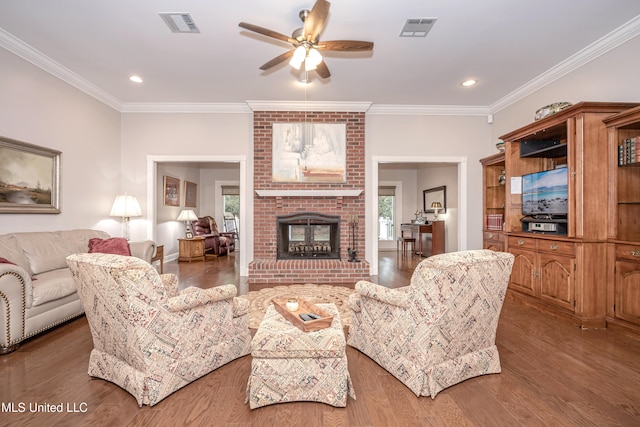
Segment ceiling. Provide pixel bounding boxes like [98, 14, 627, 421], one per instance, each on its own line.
[1, 1, 640, 111]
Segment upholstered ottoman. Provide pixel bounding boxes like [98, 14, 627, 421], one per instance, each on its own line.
[246, 303, 355, 408]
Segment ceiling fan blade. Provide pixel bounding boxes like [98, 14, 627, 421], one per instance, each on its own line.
[315, 60, 331, 79]
[304, 0, 331, 43]
[259, 50, 295, 70]
[239, 22, 295, 44]
[317, 40, 374, 51]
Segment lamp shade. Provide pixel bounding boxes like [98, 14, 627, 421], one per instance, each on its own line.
[431, 202, 442, 209]
[176, 209, 198, 222]
[110, 194, 142, 218]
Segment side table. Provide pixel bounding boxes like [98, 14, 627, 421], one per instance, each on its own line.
[178, 238, 205, 262]
[151, 245, 164, 274]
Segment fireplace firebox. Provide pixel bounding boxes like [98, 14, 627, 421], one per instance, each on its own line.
[276, 213, 340, 260]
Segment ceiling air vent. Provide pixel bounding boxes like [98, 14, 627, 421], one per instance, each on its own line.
[400, 18, 437, 37]
[159, 13, 200, 33]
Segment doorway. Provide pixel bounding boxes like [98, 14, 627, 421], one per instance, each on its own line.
[368, 155, 468, 276]
[146, 155, 248, 275]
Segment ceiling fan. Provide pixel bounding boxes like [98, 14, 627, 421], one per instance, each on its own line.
[238, 0, 373, 79]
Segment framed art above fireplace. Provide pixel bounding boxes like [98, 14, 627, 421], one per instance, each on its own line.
[272, 123, 346, 183]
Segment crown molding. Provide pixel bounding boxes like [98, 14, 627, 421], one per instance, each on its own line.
[490, 15, 640, 114]
[0, 28, 123, 111]
[367, 104, 490, 116]
[121, 102, 251, 113]
[246, 100, 371, 112]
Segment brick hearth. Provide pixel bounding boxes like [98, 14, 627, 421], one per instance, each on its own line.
[249, 110, 370, 284]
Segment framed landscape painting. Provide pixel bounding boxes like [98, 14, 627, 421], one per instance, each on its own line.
[0, 136, 61, 213]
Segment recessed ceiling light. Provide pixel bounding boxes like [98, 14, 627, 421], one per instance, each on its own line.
[129, 75, 143, 83]
[461, 79, 477, 87]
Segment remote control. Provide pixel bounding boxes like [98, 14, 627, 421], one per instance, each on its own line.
[308, 313, 321, 320]
[299, 313, 313, 321]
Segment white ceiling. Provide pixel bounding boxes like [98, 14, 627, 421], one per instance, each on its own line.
[1, 1, 639, 112]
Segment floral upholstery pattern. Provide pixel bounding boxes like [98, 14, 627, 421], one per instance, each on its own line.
[347, 249, 514, 398]
[66, 253, 251, 406]
[246, 303, 355, 408]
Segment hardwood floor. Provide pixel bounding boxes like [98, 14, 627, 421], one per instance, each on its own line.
[2, 252, 640, 426]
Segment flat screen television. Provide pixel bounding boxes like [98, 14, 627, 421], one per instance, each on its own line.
[521, 167, 568, 217]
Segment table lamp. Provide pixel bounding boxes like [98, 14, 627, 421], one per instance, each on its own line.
[110, 194, 142, 240]
[431, 201, 442, 221]
[176, 209, 198, 237]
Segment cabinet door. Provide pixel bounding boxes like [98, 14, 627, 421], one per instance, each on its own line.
[509, 248, 536, 296]
[192, 240, 205, 257]
[484, 241, 504, 252]
[614, 260, 640, 325]
[539, 253, 575, 311]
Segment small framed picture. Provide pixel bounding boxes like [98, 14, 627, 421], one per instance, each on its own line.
[185, 231, 194, 239]
[184, 180, 197, 208]
[163, 176, 180, 207]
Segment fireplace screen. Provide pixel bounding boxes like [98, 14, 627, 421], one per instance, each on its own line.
[277, 213, 340, 259]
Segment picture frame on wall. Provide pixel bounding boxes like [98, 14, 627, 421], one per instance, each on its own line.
[184, 181, 197, 208]
[272, 122, 347, 183]
[423, 186, 447, 213]
[163, 176, 180, 206]
[0, 135, 61, 214]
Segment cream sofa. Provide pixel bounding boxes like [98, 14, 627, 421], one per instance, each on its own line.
[0, 229, 155, 354]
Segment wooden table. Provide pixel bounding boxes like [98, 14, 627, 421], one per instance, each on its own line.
[401, 221, 445, 257]
[178, 238, 205, 262]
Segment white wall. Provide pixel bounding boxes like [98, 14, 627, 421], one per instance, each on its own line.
[0, 48, 122, 236]
[120, 112, 253, 243]
[366, 114, 491, 260]
[492, 35, 640, 141]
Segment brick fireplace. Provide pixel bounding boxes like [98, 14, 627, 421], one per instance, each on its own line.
[248, 110, 370, 285]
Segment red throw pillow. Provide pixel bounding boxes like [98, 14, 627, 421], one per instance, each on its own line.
[88, 237, 131, 256]
[0, 257, 17, 265]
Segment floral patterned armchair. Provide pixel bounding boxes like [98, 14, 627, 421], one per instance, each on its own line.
[193, 216, 235, 256]
[66, 253, 251, 406]
[347, 250, 514, 398]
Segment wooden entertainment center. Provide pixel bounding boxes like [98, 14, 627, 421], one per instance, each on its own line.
[481, 102, 640, 331]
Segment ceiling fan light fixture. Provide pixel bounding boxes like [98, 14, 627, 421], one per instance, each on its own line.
[307, 47, 322, 66]
[289, 45, 307, 70]
[304, 56, 318, 71]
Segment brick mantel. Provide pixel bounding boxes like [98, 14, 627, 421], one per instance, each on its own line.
[249, 110, 370, 284]
[255, 190, 362, 197]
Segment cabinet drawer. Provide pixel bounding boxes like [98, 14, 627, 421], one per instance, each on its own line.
[484, 231, 504, 242]
[616, 244, 640, 263]
[537, 240, 575, 256]
[508, 236, 537, 250]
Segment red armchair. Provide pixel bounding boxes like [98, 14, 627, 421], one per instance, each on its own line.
[193, 216, 235, 256]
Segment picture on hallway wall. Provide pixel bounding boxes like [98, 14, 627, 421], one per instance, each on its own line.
[272, 123, 346, 183]
[163, 176, 180, 206]
[184, 181, 197, 208]
[0, 136, 60, 213]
